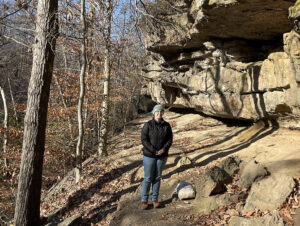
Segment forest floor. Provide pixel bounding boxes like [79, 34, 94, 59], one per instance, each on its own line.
[41, 110, 300, 225]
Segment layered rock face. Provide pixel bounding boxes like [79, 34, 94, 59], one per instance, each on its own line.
[142, 0, 300, 120]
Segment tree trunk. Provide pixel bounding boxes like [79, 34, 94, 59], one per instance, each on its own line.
[83, 60, 91, 132]
[75, 0, 86, 183]
[53, 74, 74, 139]
[82, 68, 90, 155]
[123, 84, 137, 131]
[7, 75, 18, 122]
[98, 0, 112, 158]
[58, 45, 75, 139]
[0, 86, 8, 167]
[14, 0, 58, 225]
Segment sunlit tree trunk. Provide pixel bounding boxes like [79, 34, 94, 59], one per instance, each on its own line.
[14, 0, 58, 224]
[75, 0, 86, 183]
[124, 84, 137, 130]
[98, 0, 112, 158]
[7, 76, 18, 122]
[83, 4, 95, 134]
[82, 66, 90, 155]
[0, 86, 8, 167]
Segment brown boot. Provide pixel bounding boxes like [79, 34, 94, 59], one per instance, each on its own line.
[152, 200, 160, 208]
[141, 202, 148, 210]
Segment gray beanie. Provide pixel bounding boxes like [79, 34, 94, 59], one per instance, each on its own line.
[152, 104, 164, 115]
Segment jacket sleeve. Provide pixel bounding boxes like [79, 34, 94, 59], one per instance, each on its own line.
[162, 124, 173, 152]
[141, 122, 156, 154]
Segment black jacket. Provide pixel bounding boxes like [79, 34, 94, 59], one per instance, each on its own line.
[141, 118, 173, 158]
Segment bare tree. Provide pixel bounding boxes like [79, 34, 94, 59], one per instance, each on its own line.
[14, 0, 58, 224]
[98, 0, 112, 157]
[75, 0, 87, 182]
[0, 86, 8, 167]
[53, 74, 74, 139]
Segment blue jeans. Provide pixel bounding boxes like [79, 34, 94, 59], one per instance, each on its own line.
[141, 156, 167, 202]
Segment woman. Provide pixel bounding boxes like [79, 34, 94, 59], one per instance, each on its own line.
[140, 104, 173, 209]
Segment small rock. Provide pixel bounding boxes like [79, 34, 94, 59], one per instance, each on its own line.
[176, 156, 192, 167]
[203, 41, 216, 50]
[226, 209, 239, 216]
[176, 181, 196, 200]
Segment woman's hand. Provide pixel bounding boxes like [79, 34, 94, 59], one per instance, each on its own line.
[156, 149, 164, 156]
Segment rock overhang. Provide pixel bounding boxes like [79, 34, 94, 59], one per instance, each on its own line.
[142, 0, 300, 121]
[146, 0, 295, 54]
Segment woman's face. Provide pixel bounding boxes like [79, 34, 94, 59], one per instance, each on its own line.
[154, 110, 163, 121]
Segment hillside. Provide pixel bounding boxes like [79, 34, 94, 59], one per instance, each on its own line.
[41, 110, 300, 225]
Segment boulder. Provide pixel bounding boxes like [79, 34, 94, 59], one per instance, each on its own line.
[229, 211, 284, 226]
[193, 194, 233, 213]
[238, 160, 268, 188]
[176, 181, 196, 200]
[218, 156, 241, 176]
[199, 166, 232, 197]
[243, 174, 295, 213]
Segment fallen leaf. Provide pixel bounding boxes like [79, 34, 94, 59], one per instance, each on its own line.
[228, 209, 239, 216]
[245, 210, 255, 217]
[280, 209, 293, 223]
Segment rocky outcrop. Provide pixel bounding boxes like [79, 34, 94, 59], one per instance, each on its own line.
[142, 0, 300, 120]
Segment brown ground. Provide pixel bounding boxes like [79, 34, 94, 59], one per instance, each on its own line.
[41, 110, 300, 225]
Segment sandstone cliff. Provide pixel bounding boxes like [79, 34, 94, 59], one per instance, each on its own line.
[142, 0, 300, 121]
